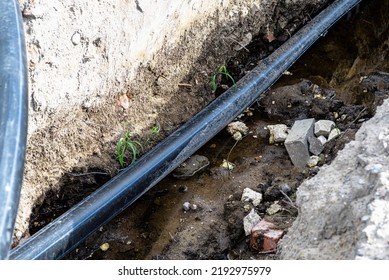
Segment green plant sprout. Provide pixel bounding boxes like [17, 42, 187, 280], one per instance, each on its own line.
[150, 124, 160, 137]
[116, 131, 144, 168]
[210, 65, 237, 93]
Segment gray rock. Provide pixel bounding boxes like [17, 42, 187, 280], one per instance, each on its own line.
[317, 135, 327, 145]
[308, 135, 325, 155]
[284, 118, 315, 167]
[314, 120, 335, 137]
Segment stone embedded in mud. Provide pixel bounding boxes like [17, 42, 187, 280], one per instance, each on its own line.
[241, 188, 263, 207]
[314, 120, 336, 137]
[220, 159, 235, 170]
[267, 124, 289, 144]
[172, 155, 210, 178]
[250, 219, 283, 252]
[284, 118, 315, 167]
[100, 242, 110, 251]
[243, 209, 261, 236]
[190, 204, 198, 211]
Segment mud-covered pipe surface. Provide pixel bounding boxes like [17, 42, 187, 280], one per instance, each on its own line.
[9, 0, 361, 260]
[0, 0, 29, 260]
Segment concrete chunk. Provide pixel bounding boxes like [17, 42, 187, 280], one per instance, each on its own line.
[314, 120, 335, 137]
[267, 124, 289, 144]
[285, 118, 315, 167]
[243, 209, 261, 236]
[241, 188, 263, 206]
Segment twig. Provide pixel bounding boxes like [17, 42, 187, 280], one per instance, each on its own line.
[66, 171, 109, 177]
[226, 37, 250, 53]
[178, 83, 192, 88]
[226, 140, 239, 163]
[168, 232, 177, 242]
[339, 107, 367, 140]
[279, 188, 298, 209]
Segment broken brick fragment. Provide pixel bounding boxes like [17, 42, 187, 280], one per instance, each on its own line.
[250, 219, 284, 252]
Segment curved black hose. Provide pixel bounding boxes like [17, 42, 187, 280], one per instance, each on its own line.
[9, 0, 361, 259]
[0, 0, 29, 260]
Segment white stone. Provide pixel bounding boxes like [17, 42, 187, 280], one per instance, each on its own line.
[307, 155, 320, 167]
[267, 124, 288, 144]
[243, 209, 261, 236]
[327, 127, 341, 141]
[241, 188, 263, 206]
[227, 121, 249, 136]
[221, 159, 235, 170]
[182, 202, 191, 211]
[190, 204, 197, 211]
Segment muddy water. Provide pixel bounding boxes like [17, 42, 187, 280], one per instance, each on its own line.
[29, 0, 388, 259]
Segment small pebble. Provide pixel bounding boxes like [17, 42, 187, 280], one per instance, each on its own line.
[307, 155, 320, 167]
[190, 204, 197, 211]
[182, 202, 191, 211]
[100, 243, 110, 251]
[327, 128, 341, 141]
[266, 202, 282, 215]
[279, 183, 291, 194]
[221, 159, 235, 170]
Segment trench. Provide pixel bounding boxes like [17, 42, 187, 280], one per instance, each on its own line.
[15, 0, 389, 259]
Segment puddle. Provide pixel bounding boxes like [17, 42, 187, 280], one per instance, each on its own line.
[27, 0, 389, 259]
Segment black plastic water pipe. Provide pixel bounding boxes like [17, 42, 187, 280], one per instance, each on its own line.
[0, 0, 28, 260]
[9, 0, 361, 260]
